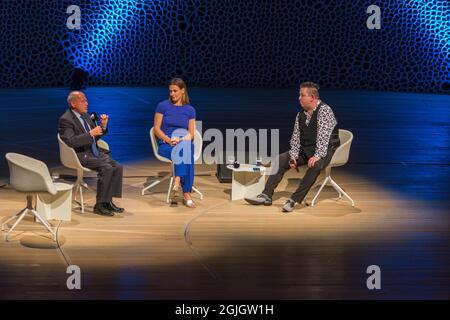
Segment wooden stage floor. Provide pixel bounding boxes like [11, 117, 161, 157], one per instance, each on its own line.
[0, 87, 449, 299]
[0, 160, 449, 299]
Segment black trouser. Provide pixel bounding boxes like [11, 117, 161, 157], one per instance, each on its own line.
[262, 150, 335, 203]
[81, 151, 123, 203]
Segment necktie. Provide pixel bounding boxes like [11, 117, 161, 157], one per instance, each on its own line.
[80, 115, 99, 157]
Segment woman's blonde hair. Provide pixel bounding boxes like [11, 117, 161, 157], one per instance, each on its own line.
[169, 78, 190, 105]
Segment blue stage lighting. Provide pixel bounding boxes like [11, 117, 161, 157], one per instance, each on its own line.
[409, 1, 449, 64]
[65, 0, 142, 75]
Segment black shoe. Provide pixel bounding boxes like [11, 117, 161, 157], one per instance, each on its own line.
[93, 203, 114, 216]
[108, 201, 125, 213]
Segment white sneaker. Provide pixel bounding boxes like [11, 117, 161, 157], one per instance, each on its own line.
[282, 198, 297, 213]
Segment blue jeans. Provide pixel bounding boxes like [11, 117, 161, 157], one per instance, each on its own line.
[158, 141, 194, 193]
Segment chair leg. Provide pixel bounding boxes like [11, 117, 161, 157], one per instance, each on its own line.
[79, 184, 85, 213]
[329, 178, 355, 207]
[73, 181, 92, 213]
[141, 179, 162, 196]
[192, 186, 203, 200]
[74, 170, 89, 213]
[311, 178, 325, 191]
[166, 176, 174, 203]
[73, 183, 81, 208]
[30, 209, 57, 241]
[4, 209, 28, 241]
[310, 176, 330, 207]
[3, 208, 57, 242]
[73, 183, 78, 203]
[31, 209, 53, 230]
[326, 167, 342, 198]
[141, 163, 175, 202]
[1, 208, 27, 231]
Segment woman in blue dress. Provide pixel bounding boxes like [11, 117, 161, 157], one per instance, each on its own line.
[154, 78, 197, 207]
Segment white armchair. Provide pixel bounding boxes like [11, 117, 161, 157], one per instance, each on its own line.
[57, 134, 109, 213]
[141, 127, 203, 203]
[1, 153, 70, 241]
[310, 129, 355, 207]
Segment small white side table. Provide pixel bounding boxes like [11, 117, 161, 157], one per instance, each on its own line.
[227, 164, 267, 201]
[36, 183, 73, 221]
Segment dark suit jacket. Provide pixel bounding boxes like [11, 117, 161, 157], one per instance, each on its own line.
[58, 108, 108, 163]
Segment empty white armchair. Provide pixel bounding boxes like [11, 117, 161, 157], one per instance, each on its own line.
[57, 134, 109, 213]
[1, 153, 69, 241]
[141, 127, 203, 203]
[310, 129, 355, 207]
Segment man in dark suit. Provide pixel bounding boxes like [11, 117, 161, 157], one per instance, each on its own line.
[58, 91, 124, 216]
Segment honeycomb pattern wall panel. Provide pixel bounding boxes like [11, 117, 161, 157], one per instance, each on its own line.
[0, 0, 448, 92]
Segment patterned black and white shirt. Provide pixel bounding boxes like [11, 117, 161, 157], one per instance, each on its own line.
[289, 100, 338, 160]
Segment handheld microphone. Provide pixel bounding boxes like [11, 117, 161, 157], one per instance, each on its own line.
[90, 112, 99, 126]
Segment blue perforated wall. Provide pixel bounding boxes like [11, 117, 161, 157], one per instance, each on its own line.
[0, 0, 448, 92]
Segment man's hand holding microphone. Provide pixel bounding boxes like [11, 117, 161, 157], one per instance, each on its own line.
[89, 113, 108, 137]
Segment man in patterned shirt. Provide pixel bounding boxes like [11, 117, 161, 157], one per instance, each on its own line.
[245, 82, 340, 212]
